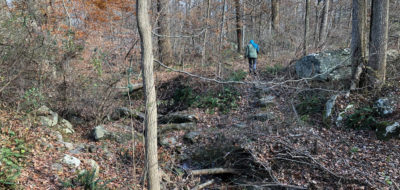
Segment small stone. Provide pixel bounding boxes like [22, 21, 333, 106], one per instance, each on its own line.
[63, 142, 74, 150]
[88, 145, 97, 153]
[70, 144, 86, 154]
[62, 154, 81, 168]
[87, 159, 100, 178]
[36, 105, 54, 116]
[54, 131, 63, 142]
[374, 97, 397, 117]
[92, 125, 108, 141]
[58, 119, 75, 134]
[376, 122, 400, 140]
[61, 128, 75, 134]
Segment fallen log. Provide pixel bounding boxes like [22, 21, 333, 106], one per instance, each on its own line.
[191, 179, 215, 190]
[191, 168, 239, 176]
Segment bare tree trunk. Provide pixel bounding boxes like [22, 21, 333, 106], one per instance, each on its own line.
[350, 0, 367, 90]
[304, 0, 311, 56]
[319, 0, 329, 49]
[157, 0, 173, 65]
[217, 0, 226, 77]
[201, 0, 210, 67]
[367, 0, 389, 90]
[314, 2, 320, 48]
[137, 0, 160, 189]
[271, 0, 280, 33]
[234, 0, 242, 53]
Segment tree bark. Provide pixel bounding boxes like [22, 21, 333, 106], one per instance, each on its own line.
[271, 0, 280, 33]
[217, 0, 226, 77]
[314, 2, 320, 48]
[304, 0, 311, 56]
[201, 0, 210, 67]
[367, 0, 389, 90]
[157, 0, 173, 65]
[319, 0, 330, 49]
[136, 0, 160, 189]
[350, 0, 367, 90]
[234, 0, 242, 53]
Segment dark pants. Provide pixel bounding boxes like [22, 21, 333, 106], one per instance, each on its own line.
[248, 58, 257, 73]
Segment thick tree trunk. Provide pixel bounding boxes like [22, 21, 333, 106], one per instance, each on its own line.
[157, 0, 173, 65]
[271, 0, 280, 32]
[350, 0, 367, 90]
[319, 0, 329, 49]
[367, 0, 389, 90]
[304, 0, 311, 56]
[136, 0, 160, 189]
[234, 0, 242, 53]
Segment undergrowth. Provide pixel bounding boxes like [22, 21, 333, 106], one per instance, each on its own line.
[171, 85, 240, 114]
[61, 169, 114, 190]
[296, 93, 327, 124]
[228, 70, 247, 81]
[264, 64, 285, 75]
[0, 122, 28, 189]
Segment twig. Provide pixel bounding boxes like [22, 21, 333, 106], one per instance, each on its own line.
[191, 179, 215, 190]
[191, 168, 239, 176]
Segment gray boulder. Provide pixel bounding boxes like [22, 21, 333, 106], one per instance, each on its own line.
[160, 136, 178, 147]
[92, 125, 143, 143]
[183, 131, 201, 143]
[295, 49, 351, 81]
[374, 97, 398, 117]
[324, 94, 339, 125]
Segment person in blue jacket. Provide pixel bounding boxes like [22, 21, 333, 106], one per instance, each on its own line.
[245, 40, 259, 75]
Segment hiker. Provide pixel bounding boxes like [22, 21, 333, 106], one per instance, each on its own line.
[245, 40, 259, 75]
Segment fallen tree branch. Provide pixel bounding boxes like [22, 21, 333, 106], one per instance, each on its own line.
[191, 168, 239, 176]
[191, 179, 215, 190]
[155, 58, 353, 91]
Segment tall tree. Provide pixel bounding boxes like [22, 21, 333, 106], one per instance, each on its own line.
[201, 0, 210, 66]
[350, 0, 367, 90]
[271, 0, 280, 32]
[234, 0, 242, 53]
[319, 0, 330, 48]
[157, 0, 173, 65]
[304, 0, 311, 56]
[137, 0, 160, 189]
[367, 0, 389, 89]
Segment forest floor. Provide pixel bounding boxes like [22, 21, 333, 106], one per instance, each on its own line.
[1, 57, 400, 190]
